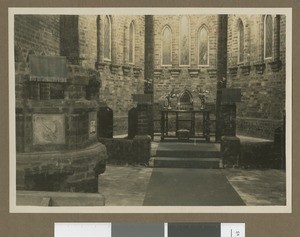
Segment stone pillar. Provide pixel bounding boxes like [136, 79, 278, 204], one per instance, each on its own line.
[60, 15, 80, 64]
[132, 94, 153, 164]
[137, 104, 152, 136]
[131, 104, 152, 165]
[216, 14, 228, 142]
[133, 94, 153, 137]
[218, 88, 241, 167]
[144, 15, 154, 94]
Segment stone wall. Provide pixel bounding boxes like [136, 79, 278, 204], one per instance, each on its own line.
[15, 15, 107, 194]
[99, 136, 151, 164]
[17, 143, 107, 192]
[78, 15, 98, 69]
[227, 15, 286, 139]
[14, 15, 60, 59]
[152, 15, 218, 111]
[97, 15, 146, 134]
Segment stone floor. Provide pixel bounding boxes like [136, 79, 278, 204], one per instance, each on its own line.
[222, 168, 286, 205]
[99, 165, 286, 206]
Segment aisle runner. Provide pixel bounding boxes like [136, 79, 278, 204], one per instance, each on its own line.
[143, 168, 245, 206]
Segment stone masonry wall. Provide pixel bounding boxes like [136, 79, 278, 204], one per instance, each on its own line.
[97, 15, 145, 134]
[14, 15, 60, 59]
[78, 15, 98, 69]
[152, 15, 218, 112]
[227, 15, 286, 139]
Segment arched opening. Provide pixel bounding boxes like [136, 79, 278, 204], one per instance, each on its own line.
[178, 90, 193, 110]
[129, 21, 135, 64]
[104, 15, 111, 60]
[161, 25, 172, 66]
[179, 16, 190, 65]
[264, 15, 273, 59]
[238, 20, 244, 63]
[198, 25, 209, 66]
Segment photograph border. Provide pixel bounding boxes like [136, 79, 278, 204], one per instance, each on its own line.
[9, 7, 292, 213]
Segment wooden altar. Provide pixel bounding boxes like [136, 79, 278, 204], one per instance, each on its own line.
[160, 109, 210, 142]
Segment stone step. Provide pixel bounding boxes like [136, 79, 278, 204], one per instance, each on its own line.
[155, 142, 220, 159]
[151, 157, 221, 169]
[156, 149, 220, 158]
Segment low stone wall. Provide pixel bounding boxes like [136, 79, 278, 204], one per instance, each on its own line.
[17, 143, 107, 192]
[240, 141, 283, 169]
[236, 117, 282, 140]
[99, 136, 151, 165]
[221, 136, 284, 169]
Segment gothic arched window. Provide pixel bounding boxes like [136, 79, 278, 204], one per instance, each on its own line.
[264, 15, 273, 59]
[161, 26, 172, 66]
[104, 15, 111, 60]
[198, 26, 209, 66]
[129, 21, 135, 64]
[238, 20, 244, 63]
[179, 16, 190, 65]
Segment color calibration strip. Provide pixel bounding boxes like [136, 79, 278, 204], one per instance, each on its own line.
[55, 223, 245, 237]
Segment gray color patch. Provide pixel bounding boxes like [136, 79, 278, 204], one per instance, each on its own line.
[112, 223, 164, 237]
[168, 223, 220, 237]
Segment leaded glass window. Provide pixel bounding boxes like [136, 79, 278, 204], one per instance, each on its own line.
[162, 26, 172, 65]
[104, 16, 111, 60]
[265, 15, 273, 59]
[238, 20, 244, 63]
[179, 16, 190, 65]
[129, 22, 135, 64]
[198, 26, 209, 65]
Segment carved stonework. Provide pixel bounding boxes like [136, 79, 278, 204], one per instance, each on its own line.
[96, 62, 107, 72]
[110, 64, 121, 74]
[207, 68, 217, 78]
[32, 114, 65, 145]
[254, 62, 266, 74]
[268, 60, 282, 72]
[153, 69, 163, 77]
[122, 65, 131, 76]
[169, 68, 181, 77]
[133, 67, 142, 77]
[228, 66, 238, 76]
[240, 65, 251, 76]
[188, 68, 200, 78]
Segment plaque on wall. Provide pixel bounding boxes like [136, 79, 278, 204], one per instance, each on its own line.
[32, 114, 65, 145]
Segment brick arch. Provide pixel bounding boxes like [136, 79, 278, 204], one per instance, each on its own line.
[191, 16, 217, 67]
[260, 14, 278, 61]
[161, 25, 173, 66]
[233, 16, 251, 64]
[97, 15, 113, 63]
[179, 89, 194, 110]
[179, 16, 190, 66]
[128, 20, 135, 64]
[197, 24, 210, 66]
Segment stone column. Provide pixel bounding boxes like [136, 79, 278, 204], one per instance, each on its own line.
[218, 89, 241, 168]
[216, 14, 228, 142]
[60, 15, 80, 65]
[144, 15, 154, 94]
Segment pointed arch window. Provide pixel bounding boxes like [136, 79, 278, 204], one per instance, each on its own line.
[129, 21, 135, 64]
[104, 16, 111, 60]
[198, 26, 209, 66]
[238, 20, 244, 63]
[161, 26, 172, 66]
[179, 16, 190, 65]
[264, 15, 273, 59]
